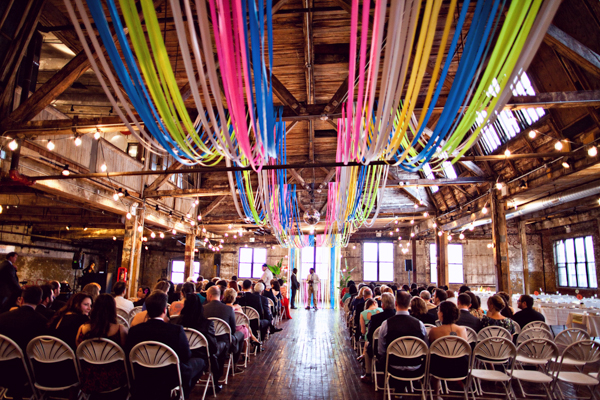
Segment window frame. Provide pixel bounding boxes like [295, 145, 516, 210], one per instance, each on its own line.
[554, 236, 597, 289]
[362, 242, 394, 282]
[429, 243, 438, 284]
[237, 247, 267, 279]
[447, 244, 464, 284]
[170, 259, 200, 284]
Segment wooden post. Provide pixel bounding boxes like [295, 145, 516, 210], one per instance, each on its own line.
[123, 209, 144, 297]
[519, 220, 530, 294]
[436, 233, 448, 287]
[184, 233, 196, 281]
[491, 191, 511, 294]
[411, 238, 417, 284]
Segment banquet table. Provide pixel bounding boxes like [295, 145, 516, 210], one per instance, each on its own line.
[566, 312, 600, 337]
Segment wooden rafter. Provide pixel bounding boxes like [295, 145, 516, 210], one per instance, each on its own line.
[144, 188, 230, 199]
[201, 196, 227, 218]
[144, 162, 183, 193]
[543, 24, 600, 80]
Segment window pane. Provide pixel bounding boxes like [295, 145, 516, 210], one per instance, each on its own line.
[252, 263, 263, 279]
[588, 263, 598, 288]
[567, 263, 577, 287]
[449, 263, 464, 284]
[555, 242, 565, 264]
[558, 266, 567, 287]
[363, 262, 378, 281]
[239, 248, 254, 263]
[565, 239, 575, 263]
[192, 262, 200, 281]
[379, 262, 394, 282]
[448, 244, 463, 264]
[430, 244, 437, 284]
[363, 243, 378, 262]
[254, 248, 267, 264]
[172, 261, 185, 272]
[379, 243, 394, 262]
[316, 247, 328, 263]
[302, 247, 314, 263]
[575, 238, 586, 263]
[171, 273, 184, 284]
[239, 263, 252, 278]
[577, 262, 588, 288]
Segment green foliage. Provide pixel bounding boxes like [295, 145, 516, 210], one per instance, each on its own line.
[338, 259, 355, 290]
[267, 258, 283, 277]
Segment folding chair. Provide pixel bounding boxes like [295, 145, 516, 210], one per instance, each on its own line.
[266, 298, 278, 327]
[513, 338, 558, 399]
[384, 336, 429, 400]
[522, 321, 552, 335]
[129, 341, 183, 400]
[516, 327, 554, 345]
[76, 338, 130, 400]
[476, 326, 512, 342]
[243, 307, 262, 355]
[551, 340, 600, 400]
[372, 327, 382, 392]
[428, 336, 472, 400]
[208, 317, 234, 384]
[116, 308, 130, 322]
[129, 306, 143, 324]
[0, 334, 37, 400]
[234, 312, 251, 368]
[467, 337, 516, 400]
[424, 324, 436, 336]
[553, 328, 590, 372]
[116, 314, 130, 329]
[183, 328, 216, 400]
[464, 327, 478, 346]
[26, 336, 81, 400]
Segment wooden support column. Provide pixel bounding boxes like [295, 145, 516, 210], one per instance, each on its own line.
[491, 191, 511, 294]
[184, 233, 196, 281]
[411, 238, 417, 284]
[123, 209, 144, 297]
[436, 233, 448, 287]
[519, 220, 530, 294]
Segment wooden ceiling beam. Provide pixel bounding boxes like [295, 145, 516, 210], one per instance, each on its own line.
[201, 196, 227, 218]
[144, 161, 183, 193]
[543, 24, 600, 80]
[144, 188, 230, 199]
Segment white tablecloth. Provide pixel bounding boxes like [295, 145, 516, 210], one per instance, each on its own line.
[539, 307, 580, 326]
[566, 312, 600, 337]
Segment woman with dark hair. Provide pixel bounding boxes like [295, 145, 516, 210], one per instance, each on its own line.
[481, 295, 515, 334]
[133, 286, 149, 307]
[167, 280, 178, 304]
[342, 284, 357, 304]
[48, 292, 92, 349]
[410, 297, 437, 325]
[75, 294, 128, 394]
[467, 291, 484, 319]
[169, 282, 196, 317]
[496, 291, 515, 318]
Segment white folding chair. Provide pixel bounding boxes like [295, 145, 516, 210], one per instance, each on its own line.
[428, 336, 472, 400]
[243, 306, 262, 355]
[343, 297, 351, 314]
[183, 328, 216, 400]
[129, 341, 183, 400]
[551, 340, 600, 400]
[516, 327, 554, 345]
[372, 327, 382, 392]
[513, 320, 522, 335]
[116, 314, 130, 329]
[424, 324, 436, 336]
[0, 334, 37, 399]
[234, 312, 250, 368]
[464, 327, 478, 346]
[552, 328, 591, 371]
[513, 338, 558, 399]
[467, 337, 516, 400]
[208, 317, 234, 384]
[76, 338, 130, 399]
[129, 306, 143, 323]
[476, 326, 512, 342]
[26, 336, 81, 399]
[522, 321, 552, 335]
[266, 298, 278, 327]
[384, 336, 429, 400]
[116, 308, 130, 322]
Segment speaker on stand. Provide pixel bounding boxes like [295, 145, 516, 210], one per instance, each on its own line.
[405, 260, 413, 286]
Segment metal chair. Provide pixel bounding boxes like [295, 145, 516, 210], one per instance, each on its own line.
[428, 336, 472, 400]
[76, 338, 130, 400]
[467, 337, 516, 400]
[183, 328, 215, 400]
[476, 326, 512, 342]
[464, 327, 478, 346]
[513, 338, 558, 399]
[116, 308, 130, 322]
[266, 298, 278, 327]
[129, 306, 143, 323]
[516, 327, 554, 345]
[384, 336, 429, 400]
[551, 340, 600, 400]
[26, 336, 81, 399]
[129, 341, 183, 400]
[552, 328, 591, 371]
[0, 334, 37, 400]
[208, 317, 234, 384]
[116, 314, 130, 329]
[243, 306, 262, 355]
[234, 312, 251, 368]
[522, 321, 552, 335]
[372, 327, 382, 392]
[424, 324, 436, 336]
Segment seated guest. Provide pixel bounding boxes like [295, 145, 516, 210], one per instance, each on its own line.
[222, 288, 261, 347]
[126, 291, 205, 400]
[82, 283, 101, 302]
[428, 288, 448, 318]
[481, 295, 515, 334]
[133, 286, 149, 307]
[420, 290, 436, 310]
[76, 294, 128, 394]
[0, 285, 47, 400]
[512, 294, 545, 329]
[49, 280, 66, 311]
[167, 281, 179, 304]
[466, 291, 484, 319]
[203, 286, 245, 374]
[169, 282, 196, 317]
[410, 297, 437, 325]
[360, 298, 382, 339]
[361, 293, 396, 383]
[263, 280, 279, 315]
[354, 288, 372, 341]
[142, 281, 170, 312]
[280, 284, 292, 320]
[342, 284, 357, 304]
[378, 291, 428, 381]
[459, 285, 471, 294]
[456, 293, 482, 332]
[446, 290, 457, 305]
[171, 294, 222, 391]
[497, 291, 515, 318]
[428, 301, 469, 396]
[237, 280, 271, 339]
[48, 292, 92, 350]
[36, 284, 56, 320]
[113, 281, 134, 314]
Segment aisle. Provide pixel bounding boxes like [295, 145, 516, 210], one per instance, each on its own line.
[192, 308, 378, 400]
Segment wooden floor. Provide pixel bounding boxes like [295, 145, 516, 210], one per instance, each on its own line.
[190, 308, 377, 400]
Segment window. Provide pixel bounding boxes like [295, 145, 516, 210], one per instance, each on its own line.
[423, 163, 439, 193]
[300, 247, 329, 279]
[363, 242, 394, 282]
[126, 142, 144, 163]
[238, 247, 267, 279]
[430, 243, 437, 284]
[442, 161, 457, 179]
[448, 244, 464, 284]
[554, 237, 597, 288]
[171, 260, 200, 284]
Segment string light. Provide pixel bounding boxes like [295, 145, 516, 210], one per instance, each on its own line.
[113, 193, 119, 201]
[126, 212, 132, 220]
[150, 232, 156, 238]
[159, 232, 165, 238]
[414, 203, 418, 209]
[410, 219, 414, 224]
[94, 130, 101, 140]
[459, 233, 465, 240]
[481, 206, 488, 215]
[137, 225, 143, 233]
[74, 136, 82, 146]
[100, 163, 107, 172]
[528, 130, 536, 139]
[487, 243, 493, 249]
[228, 224, 233, 229]
[62, 165, 70, 176]
[145, 246, 148, 250]
[447, 234, 452, 241]
[186, 213, 191, 218]
[233, 235, 237, 239]
[47, 140, 55, 151]
[0, 205, 2, 214]
[197, 215, 202, 221]
[504, 149, 511, 156]
[66, 225, 70, 230]
[554, 141, 563, 151]
[225, 233, 228, 237]
[172, 229, 177, 234]
[589, 146, 598, 157]
[410, 232, 414, 237]
[432, 222, 437, 228]
[113, 236, 117, 241]
[469, 224, 475, 231]
[561, 160, 570, 169]
[8, 140, 18, 151]
[438, 230, 443, 236]
[389, 231, 393, 236]
[190, 221, 195, 226]
[423, 212, 428, 217]
[496, 182, 503, 190]
[202, 227, 206, 233]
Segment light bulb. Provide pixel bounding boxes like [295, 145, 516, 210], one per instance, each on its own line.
[100, 163, 107, 172]
[0, 205, 2, 214]
[66, 225, 70, 230]
[448, 234, 452, 241]
[228, 224, 233, 229]
[113, 236, 117, 241]
[482, 206, 488, 215]
[47, 140, 55, 151]
[220, 239, 224, 243]
[309, 227, 315, 234]
[528, 130, 536, 139]
[432, 222, 437, 228]
[94, 131, 101, 140]
[394, 220, 398, 224]
[562, 161, 570, 169]
[113, 193, 119, 201]
[62, 167, 70, 176]
[352, 245, 356, 249]
[469, 224, 475, 231]
[186, 213, 191, 218]
[197, 215, 202, 221]
[410, 219, 414, 224]
[423, 212, 428, 217]
[202, 227, 206, 233]
[395, 228, 399, 232]
[74, 136, 82, 146]
[126, 212, 132, 220]
[410, 232, 415, 237]
[233, 235, 237, 239]
[225, 233, 228, 237]
[389, 231, 393, 236]
[414, 203, 418, 209]
[190, 221, 195, 226]
[137, 225, 143, 233]
[589, 146, 598, 157]
[459, 233, 465, 240]
[496, 182, 503, 190]
[151, 232, 156, 238]
[487, 243, 493, 249]
[172, 229, 177, 234]
[438, 230, 443, 236]
[8, 140, 18, 151]
[159, 232, 165, 238]
[555, 141, 563, 150]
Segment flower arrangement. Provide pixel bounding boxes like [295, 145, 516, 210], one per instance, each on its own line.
[338, 259, 355, 290]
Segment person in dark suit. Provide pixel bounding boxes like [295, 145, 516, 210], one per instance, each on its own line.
[237, 280, 271, 340]
[125, 290, 205, 400]
[291, 268, 300, 309]
[36, 284, 55, 320]
[255, 283, 282, 335]
[456, 293, 483, 332]
[0, 252, 20, 310]
[203, 286, 245, 373]
[0, 285, 47, 400]
[512, 294, 545, 329]
[49, 280, 66, 311]
[427, 288, 448, 318]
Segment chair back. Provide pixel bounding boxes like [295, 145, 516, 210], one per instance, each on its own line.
[116, 314, 129, 329]
[116, 308, 129, 321]
[209, 317, 231, 340]
[516, 338, 558, 363]
[129, 341, 182, 398]
[522, 321, 551, 333]
[343, 297, 351, 313]
[244, 307, 260, 321]
[183, 328, 209, 354]
[473, 337, 517, 366]
[76, 338, 129, 392]
[129, 306, 143, 320]
[428, 336, 471, 380]
[235, 312, 250, 330]
[424, 324, 435, 335]
[516, 327, 553, 345]
[560, 340, 600, 367]
[0, 334, 36, 394]
[26, 336, 80, 390]
[477, 326, 512, 341]
[512, 320, 521, 335]
[385, 336, 428, 379]
[266, 298, 275, 312]
[554, 328, 590, 353]
[464, 327, 477, 345]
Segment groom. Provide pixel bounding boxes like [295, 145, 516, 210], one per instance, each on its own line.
[305, 268, 320, 310]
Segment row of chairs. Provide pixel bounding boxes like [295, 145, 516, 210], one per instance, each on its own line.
[116, 306, 143, 328]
